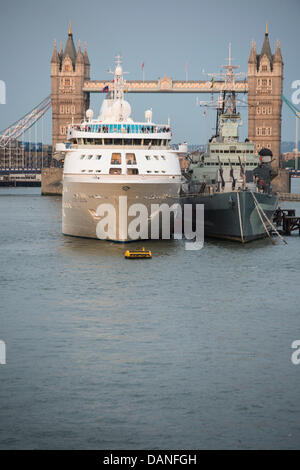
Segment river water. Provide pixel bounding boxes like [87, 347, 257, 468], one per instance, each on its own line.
[1, 181, 300, 449]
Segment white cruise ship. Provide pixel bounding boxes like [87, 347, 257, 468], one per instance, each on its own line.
[56, 57, 182, 242]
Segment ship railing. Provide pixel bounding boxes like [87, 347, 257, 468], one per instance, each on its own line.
[68, 123, 171, 135]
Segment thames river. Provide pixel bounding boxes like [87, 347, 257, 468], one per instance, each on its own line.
[1, 182, 300, 449]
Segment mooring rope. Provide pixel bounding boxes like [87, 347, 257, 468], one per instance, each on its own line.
[251, 191, 287, 245]
[236, 192, 244, 244]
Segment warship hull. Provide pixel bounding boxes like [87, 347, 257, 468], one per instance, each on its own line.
[183, 190, 278, 243]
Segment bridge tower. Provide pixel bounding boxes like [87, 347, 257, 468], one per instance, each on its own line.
[248, 23, 283, 170]
[51, 24, 90, 150]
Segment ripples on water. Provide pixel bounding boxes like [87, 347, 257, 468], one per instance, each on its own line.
[0, 184, 300, 449]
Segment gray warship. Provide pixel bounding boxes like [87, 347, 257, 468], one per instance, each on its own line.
[182, 90, 278, 243]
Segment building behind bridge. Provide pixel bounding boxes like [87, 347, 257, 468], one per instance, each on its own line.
[0, 139, 52, 169]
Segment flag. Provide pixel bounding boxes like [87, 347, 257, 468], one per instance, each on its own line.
[102, 85, 109, 93]
[142, 62, 145, 69]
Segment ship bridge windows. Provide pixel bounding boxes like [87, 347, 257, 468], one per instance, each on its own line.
[126, 153, 136, 165]
[111, 153, 122, 165]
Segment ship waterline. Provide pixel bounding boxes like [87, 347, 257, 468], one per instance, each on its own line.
[62, 175, 181, 241]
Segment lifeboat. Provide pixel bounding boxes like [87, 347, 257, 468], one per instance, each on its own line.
[124, 247, 152, 259]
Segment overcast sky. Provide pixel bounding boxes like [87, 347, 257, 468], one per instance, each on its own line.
[0, 0, 299, 145]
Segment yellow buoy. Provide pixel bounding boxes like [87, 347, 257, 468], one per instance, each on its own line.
[124, 247, 152, 259]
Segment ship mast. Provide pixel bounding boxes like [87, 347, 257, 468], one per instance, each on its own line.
[199, 44, 247, 137]
[112, 54, 125, 101]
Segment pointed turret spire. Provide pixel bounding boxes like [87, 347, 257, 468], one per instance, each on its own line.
[83, 41, 90, 66]
[63, 22, 77, 67]
[260, 22, 273, 63]
[274, 39, 283, 63]
[248, 40, 257, 64]
[51, 39, 60, 63]
[69, 21, 72, 36]
[76, 40, 84, 65]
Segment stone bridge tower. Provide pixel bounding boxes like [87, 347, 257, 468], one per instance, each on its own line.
[51, 24, 90, 150]
[248, 23, 283, 170]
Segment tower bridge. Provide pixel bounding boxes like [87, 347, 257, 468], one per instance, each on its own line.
[0, 22, 284, 179]
[51, 22, 283, 169]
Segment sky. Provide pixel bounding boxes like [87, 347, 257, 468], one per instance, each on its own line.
[0, 0, 299, 145]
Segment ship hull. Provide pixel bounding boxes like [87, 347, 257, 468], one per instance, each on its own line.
[62, 175, 181, 242]
[183, 190, 279, 243]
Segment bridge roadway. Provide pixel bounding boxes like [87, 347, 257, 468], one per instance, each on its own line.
[83, 78, 249, 94]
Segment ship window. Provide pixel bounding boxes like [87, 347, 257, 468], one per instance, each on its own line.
[127, 168, 139, 175]
[154, 155, 159, 160]
[145, 155, 151, 160]
[162, 170, 166, 173]
[144, 139, 150, 145]
[111, 153, 122, 165]
[96, 155, 102, 160]
[88, 169, 93, 172]
[161, 155, 166, 160]
[80, 154, 85, 159]
[109, 168, 121, 175]
[133, 139, 141, 145]
[147, 170, 152, 173]
[88, 155, 93, 159]
[126, 153, 136, 165]
[81, 169, 86, 172]
[155, 171, 159, 173]
[96, 170, 101, 173]
[113, 139, 122, 145]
